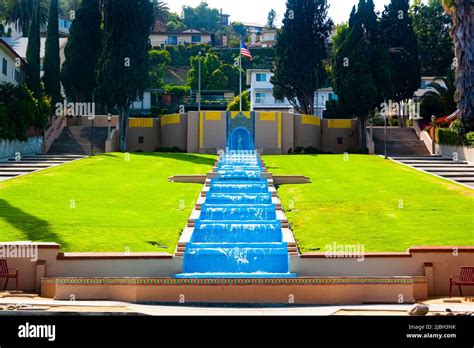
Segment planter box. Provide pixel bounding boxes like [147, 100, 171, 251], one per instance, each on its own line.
[436, 143, 474, 162]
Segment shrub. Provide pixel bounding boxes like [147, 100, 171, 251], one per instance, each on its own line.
[437, 128, 462, 146]
[0, 83, 44, 141]
[464, 132, 474, 147]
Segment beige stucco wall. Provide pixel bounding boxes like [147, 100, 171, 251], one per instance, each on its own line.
[187, 112, 200, 153]
[127, 118, 160, 152]
[2, 243, 471, 298]
[321, 119, 359, 153]
[160, 114, 188, 151]
[255, 112, 282, 154]
[294, 114, 321, 149]
[199, 111, 226, 154]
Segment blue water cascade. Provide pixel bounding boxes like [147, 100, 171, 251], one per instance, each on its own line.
[176, 152, 296, 278]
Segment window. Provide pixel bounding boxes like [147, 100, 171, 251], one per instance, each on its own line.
[2, 58, 7, 76]
[191, 35, 201, 43]
[337, 137, 343, 145]
[167, 36, 178, 45]
[138, 136, 144, 144]
[256, 73, 267, 82]
[14, 70, 19, 83]
[255, 92, 266, 103]
[420, 80, 432, 89]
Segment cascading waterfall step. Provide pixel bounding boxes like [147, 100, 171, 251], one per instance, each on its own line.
[176, 152, 296, 279]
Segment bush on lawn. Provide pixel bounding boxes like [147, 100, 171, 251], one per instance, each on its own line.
[0, 83, 46, 141]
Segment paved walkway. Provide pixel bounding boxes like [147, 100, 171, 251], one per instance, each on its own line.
[0, 295, 472, 316]
[390, 155, 474, 188]
[0, 155, 85, 182]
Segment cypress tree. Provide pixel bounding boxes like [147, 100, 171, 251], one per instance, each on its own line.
[332, 0, 393, 150]
[380, 0, 421, 102]
[61, 0, 102, 102]
[25, 0, 42, 99]
[43, 0, 62, 104]
[96, 0, 154, 152]
[271, 0, 333, 115]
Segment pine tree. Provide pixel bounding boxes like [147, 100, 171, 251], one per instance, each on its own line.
[380, 0, 421, 102]
[96, 0, 154, 152]
[61, 0, 102, 102]
[43, 0, 61, 104]
[271, 0, 333, 115]
[332, 0, 393, 150]
[25, 0, 41, 99]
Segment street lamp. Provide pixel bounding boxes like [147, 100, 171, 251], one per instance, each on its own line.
[89, 92, 96, 156]
[107, 113, 112, 139]
[198, 51, 202, 113]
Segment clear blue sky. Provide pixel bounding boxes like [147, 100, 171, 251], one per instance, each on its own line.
[167, 0, 425, 25]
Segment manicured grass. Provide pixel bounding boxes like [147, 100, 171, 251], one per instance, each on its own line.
[0, 153, 215, 253]
[264, 155, 474, 253]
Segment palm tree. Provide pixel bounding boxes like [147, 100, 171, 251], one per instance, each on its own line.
[421, 70, 457, 117]
[5, 0, 48, 37]
[442, 0, 474, 131]
[153, 0, 169, 25]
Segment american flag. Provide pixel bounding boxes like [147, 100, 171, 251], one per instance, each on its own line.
[240, 41, 252, 61]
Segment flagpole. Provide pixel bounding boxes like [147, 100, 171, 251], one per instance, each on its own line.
[239, 37, 242, 113]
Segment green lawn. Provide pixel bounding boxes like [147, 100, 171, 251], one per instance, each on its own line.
[264, 155, 474, 253]
[0, 153, 215, 253]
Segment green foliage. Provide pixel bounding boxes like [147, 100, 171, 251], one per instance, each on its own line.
[332, 0, 393, 149]
[412, 0, 454, 76]
[0, 82, 45, 141]
[437, 127, 462, 146]
[149, 49, 171, 88]
[226, 90, 250, 111]
[160, 44, 211, 66]
[207, 69, 228, 90]
[267, 9, 277, 28]
[164, 84, 190, 95]
[25, 0, 42, 100]
[182, 2, 219, 32]
[465, 132, 474, 147]
[43, 0, 61, 104]
[323, 99, 351, 119]
[421, 69, 456, 119]
[96, 0, 154, 151]
[61, 0, 102, 103]
[166, 12, 186, 32]
[380, 0, 421, 102]
[272, 0, 333, 114]
[5, 0, 48, 37]
[187, 50, 236, 92]
[232, 22, 246, 38]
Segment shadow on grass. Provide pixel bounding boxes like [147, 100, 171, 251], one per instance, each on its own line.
[0, 199, 68, 249]
[102, 152, 216, 166]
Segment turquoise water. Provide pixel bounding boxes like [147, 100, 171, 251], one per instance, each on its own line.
[176, 153, 296, 278]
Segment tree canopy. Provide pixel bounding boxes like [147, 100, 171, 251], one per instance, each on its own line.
[271, 0, 333, 115]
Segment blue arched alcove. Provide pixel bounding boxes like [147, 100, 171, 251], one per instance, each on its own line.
[226, 112, 255, 151]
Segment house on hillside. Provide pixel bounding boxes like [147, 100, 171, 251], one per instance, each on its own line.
[0, 39, 26, 86]
[414, 76, 447, 100]
[5, 15, 72, 38]
[246, 68, 337, 116]
[150, 29, 213, 48]
[2, 37, 68, 77]
[249, 28, 277, 48]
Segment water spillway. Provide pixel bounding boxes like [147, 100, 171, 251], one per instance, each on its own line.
[176, 153, 296, 278]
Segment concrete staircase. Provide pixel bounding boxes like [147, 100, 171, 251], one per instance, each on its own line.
[0, 155, 85, 181]
[47, 126, 111, 155]
[391, 156, 474, 188]
[373, 127, 430, 156]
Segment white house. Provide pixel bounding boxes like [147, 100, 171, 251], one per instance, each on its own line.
[246, 69, 338, 116]
[414, 76, 447, 99]
[150, 29, 212, 47]
[0, 39, 26, 86]
[2, 37, 68, 77]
